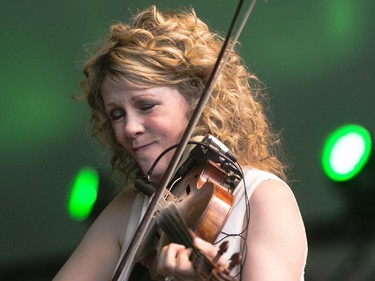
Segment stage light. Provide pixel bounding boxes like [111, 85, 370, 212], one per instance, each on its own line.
[322, 124, 372, 182]
[67, 166, 99, 221]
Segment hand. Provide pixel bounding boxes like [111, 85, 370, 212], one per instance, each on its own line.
[156, 237, 229, 281]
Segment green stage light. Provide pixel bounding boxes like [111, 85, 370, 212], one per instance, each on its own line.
[67, 167, 99, 221]
[322, 124, 372, 182]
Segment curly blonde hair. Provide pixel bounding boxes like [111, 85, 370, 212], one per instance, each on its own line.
[81, 5, 286, 181]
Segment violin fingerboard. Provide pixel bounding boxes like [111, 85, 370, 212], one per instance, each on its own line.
[157, 202, 235, 279]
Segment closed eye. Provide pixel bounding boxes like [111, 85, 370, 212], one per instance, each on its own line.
[139, 104, 156, 112]
[108, 108, 125, 121]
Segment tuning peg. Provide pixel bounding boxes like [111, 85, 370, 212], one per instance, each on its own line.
[213, 241, 229, 263]
[228, 253, 241, 271]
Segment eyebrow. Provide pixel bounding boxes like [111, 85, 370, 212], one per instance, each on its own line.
[104, 93, 158, 109]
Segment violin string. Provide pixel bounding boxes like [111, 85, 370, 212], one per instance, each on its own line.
[158, 206, 190, 246]
[151, 140, 249, 280]
[157, 203, 212, 274]
[152, 139, 247, 277]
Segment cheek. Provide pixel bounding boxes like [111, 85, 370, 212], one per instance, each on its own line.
[111, 124, 126, 147]
[149, 116, 184, 142]
[170, 116, 189, 142]
[177, 118, 188, 135]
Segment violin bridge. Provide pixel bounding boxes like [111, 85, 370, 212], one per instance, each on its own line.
[154, 189, 178, 218]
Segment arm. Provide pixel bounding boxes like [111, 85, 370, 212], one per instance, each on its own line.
[242, 179, 307, 280]
[53, 188, 137, 281]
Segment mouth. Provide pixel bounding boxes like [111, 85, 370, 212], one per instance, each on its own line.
[133, 142, 155, 154]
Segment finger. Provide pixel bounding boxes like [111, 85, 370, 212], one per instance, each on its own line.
[193, 238, 229, 268]
[175, 248, 194, 275]
[174, 248, 205, 281]
[157, 243, 186, 276]
[193, 237, 217, 258]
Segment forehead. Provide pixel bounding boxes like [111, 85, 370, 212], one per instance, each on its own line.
[102, 78, 187, 104]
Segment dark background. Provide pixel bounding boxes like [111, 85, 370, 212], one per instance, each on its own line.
[1, 0, 374, 280]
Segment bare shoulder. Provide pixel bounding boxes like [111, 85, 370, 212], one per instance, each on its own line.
[243, 179, 307, 280]
[53, 186, 139, 281]
[250, 179, 301, 213]
[249, 179, 306, 237]
[95, 186, 139, 245]
[103, 186, 138, 217]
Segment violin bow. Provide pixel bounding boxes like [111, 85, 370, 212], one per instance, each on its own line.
[112, 0, 257, 280]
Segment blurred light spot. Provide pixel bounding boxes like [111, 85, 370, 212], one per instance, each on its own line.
[67, 166, 99, 221]
[322, 124, 372, 182]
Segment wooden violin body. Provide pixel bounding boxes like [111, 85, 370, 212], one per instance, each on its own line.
[171, 161, 235, 243]
[134, 137, 242, 280]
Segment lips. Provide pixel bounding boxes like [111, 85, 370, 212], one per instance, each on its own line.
[133, 142, 155, 154]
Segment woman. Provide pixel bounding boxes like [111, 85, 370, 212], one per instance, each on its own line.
[54, 5, 307, 281]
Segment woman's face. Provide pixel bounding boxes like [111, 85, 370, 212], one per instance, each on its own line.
[102, 78, 190, 183]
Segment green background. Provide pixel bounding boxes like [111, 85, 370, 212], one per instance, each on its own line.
[1, 0, 374, 280]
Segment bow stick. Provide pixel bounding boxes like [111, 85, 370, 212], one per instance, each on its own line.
[112, 0, 257, 279]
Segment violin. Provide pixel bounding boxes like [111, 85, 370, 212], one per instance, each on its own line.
[112, 0, 258, 280]
[132, 135, 243, 280]
[157, 203, 242, 281]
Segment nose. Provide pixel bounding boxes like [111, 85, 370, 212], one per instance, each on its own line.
[124, 113, 144, 138]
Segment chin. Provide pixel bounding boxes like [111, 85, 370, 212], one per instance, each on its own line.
[149, 168, 166, 184]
